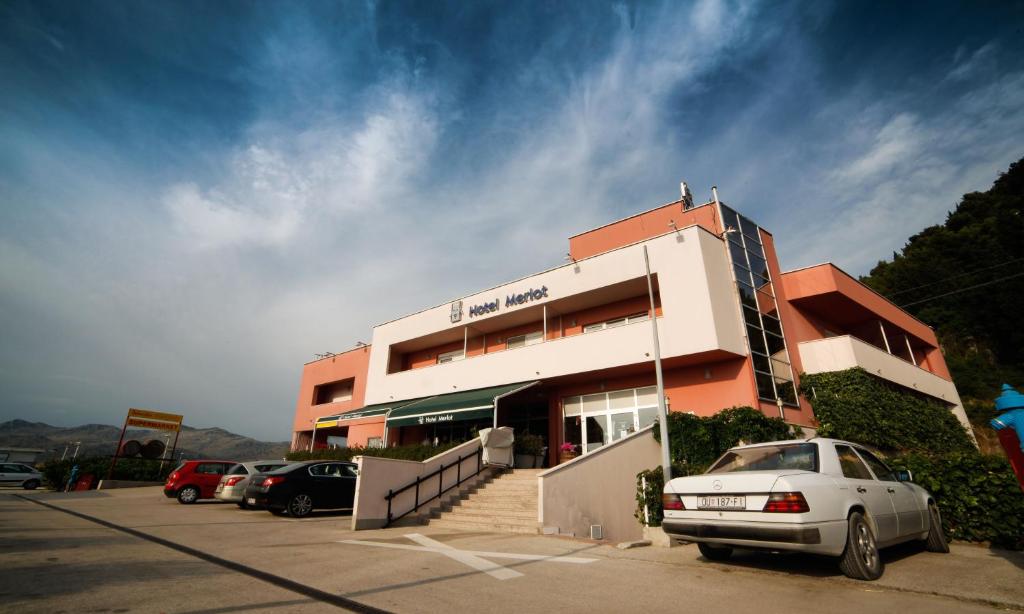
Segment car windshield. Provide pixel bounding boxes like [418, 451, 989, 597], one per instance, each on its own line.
[707, 443, 818, 474]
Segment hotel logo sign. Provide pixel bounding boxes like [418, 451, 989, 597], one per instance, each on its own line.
[450, 300, 462, 323]
[466, 286, 550, 319]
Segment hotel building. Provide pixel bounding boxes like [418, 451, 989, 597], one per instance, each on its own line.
[291, 194, 970, 466]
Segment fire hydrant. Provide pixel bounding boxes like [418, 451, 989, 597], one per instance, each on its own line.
[991, 383, 1024, 492]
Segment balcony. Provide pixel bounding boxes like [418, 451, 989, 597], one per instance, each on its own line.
[798, 335, 969, 431]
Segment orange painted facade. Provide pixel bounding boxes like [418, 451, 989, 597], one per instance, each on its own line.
[292, 346, 371, 448]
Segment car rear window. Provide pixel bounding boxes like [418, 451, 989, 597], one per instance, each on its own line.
[708, 443, 818, 474]
[255, 463, 286, 473]
[227, 464, 248, 475]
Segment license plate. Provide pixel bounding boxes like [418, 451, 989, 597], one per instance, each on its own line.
[698, 495, 746, 510]
[246, 497, 256, 505]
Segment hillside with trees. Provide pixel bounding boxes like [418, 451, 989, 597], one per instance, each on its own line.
[861, 157, 1024, 441]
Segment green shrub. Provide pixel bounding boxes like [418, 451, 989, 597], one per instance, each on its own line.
[638, 406, 797, 525]
[40, 457, 174, 489]
[513, 432, 545, 456]
[799, 368, 974, 454]
[285, 442, 464, 463]
[893, 451, 1024, 549]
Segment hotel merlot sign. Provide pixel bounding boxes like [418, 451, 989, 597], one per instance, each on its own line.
[456, 285, 550, 320]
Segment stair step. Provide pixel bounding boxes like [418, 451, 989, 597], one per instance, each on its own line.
[442, 509, 537, 522]
[427, 518, 541, 534]
[453, 500, 537, 512]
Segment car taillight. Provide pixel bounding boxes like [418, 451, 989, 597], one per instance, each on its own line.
[263, 476, 285, 487]
[167, 472, 179, 482]
[225, 476, 244, 487]
[763, 492, 810, 513]
[662, 493, 685, 511]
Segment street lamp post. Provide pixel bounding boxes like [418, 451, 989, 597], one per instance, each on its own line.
[643, 245, 673, 481]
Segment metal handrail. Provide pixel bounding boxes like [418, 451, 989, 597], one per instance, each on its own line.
[384, 446, 484, 527]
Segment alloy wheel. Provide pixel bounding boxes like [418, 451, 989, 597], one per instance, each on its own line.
[290, 494, 313, 517]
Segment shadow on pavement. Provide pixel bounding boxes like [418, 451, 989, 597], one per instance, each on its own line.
[988, 545, 1024, 571]
[698, 539, 931, 578]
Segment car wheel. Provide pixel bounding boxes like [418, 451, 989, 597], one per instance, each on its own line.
[176, 486, 200, 504]
[22, 480, 40, 490]
[924, 503, 950, 553]
[697, 542, 733, 561]
[839, 511, 883, 580]
[287, 493, 314, 518]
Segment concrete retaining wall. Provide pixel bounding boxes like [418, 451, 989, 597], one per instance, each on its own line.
[351, 439, 485, 530]
[97, 480, 164, 490]
[539, 426, 660, 542]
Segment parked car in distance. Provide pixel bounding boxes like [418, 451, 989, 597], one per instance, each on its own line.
[661, 438, 948, 581]
[164, 460, 238, 504]
[243, 461, 358, 518]
[0, 463, 43, 489]
[215, 460, 290, 507]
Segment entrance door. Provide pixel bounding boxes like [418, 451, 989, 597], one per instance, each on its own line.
[563, 386, 661, 456]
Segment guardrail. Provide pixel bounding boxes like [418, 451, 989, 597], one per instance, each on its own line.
[384, 447, 483, 527]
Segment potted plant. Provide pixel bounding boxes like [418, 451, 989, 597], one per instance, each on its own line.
[514, 432, 545, 468]
[558, 442, 579, 464]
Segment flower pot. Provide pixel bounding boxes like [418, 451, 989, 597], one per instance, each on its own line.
[514, 454, 536, 469]
[558, 451, 578, 464]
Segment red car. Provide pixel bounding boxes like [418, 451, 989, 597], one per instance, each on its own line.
[164, 460, 237, 504]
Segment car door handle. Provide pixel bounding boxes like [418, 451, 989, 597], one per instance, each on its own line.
[856, 486, 867, 493]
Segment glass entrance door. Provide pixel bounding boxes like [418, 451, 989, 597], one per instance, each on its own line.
[563, 386, 660, 455]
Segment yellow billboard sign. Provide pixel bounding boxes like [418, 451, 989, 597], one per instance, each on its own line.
[127, 417, 182, 432]
[128, 408, 183, 424]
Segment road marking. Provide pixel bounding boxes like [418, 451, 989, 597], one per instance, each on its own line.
[338, 533, 598, 581]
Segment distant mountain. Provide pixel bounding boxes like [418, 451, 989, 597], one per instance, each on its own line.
[0, 419, 289, 461]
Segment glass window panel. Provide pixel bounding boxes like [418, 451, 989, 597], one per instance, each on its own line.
[506, 334, 526, 349]
[563, 396, 581, 417]
[610, 412, 636, 441]
[751, 272, 771, 291]
[771, 356, 793, 381]
[636, 386, 658, 406]
[747, 325, 767, 354]
[737, 281, 757, 308]
[857, 448, 896, 481]
[583, 323, 604, 333]
[765, 331, 786, 355]
[743, 305, 762, 327]
[754, 370, 777, 401]
[728, 239, 748, 265]
[720, 206, 739, 234]
[605, 318, 627, 329]
[777, 382, 798, 405]
[608, 389, 635, 410]
[582, 393, 607, 413]
[746, 253, 769, 280]
[762, 313, 783, 337]
[835, 445, 873, 480]
[733, 263, 753, 286]
[563, 415, 582, 447]
[637, 406, 659, 429]
[757, 291, 778, 318]
[751, 352, 772, 374]
[585, 415, 608, 451]
[740, 216, 762, 244]
[626, 312, 649, 323]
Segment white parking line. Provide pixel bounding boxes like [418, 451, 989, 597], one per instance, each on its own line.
[338, 533, 598, 581]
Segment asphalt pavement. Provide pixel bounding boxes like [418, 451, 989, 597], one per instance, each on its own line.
[1, 487, 1021, 613]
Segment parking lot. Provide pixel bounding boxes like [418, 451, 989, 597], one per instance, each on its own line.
[1, 487, 1022, 613]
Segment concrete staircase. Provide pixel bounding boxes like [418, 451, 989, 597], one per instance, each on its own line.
[426, 468, 542, 534]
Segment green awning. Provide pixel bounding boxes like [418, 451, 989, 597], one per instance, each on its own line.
[315, 399, 421, 428]
[385, 382, 538, 428]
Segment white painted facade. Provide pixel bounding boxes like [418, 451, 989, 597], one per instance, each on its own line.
[364, 226, 747, 405]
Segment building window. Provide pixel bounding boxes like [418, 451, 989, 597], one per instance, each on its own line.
[437, 349, 465, 364]
[506, 331, 543, 349]
[367, 437, 384, 448]
[563, 386, 659, 455]
[720, 204, 798, 406]
[313, 379, 354, 405]
[583, 312, 649, 333]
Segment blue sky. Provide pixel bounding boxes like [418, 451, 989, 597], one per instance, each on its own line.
[2, 1, 1023, 441]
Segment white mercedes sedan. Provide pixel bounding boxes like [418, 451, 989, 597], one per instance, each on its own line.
[661, 438, 948, 580]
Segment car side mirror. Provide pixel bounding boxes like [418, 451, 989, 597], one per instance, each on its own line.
[893, 469, 913, 482]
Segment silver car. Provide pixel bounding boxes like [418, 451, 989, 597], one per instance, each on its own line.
[214, 460, 289, 507]
[0, 463, 43, 489]
[662, 438, 948, 580]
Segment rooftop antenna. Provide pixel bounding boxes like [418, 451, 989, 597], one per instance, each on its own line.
[680, 181, 694, 210]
